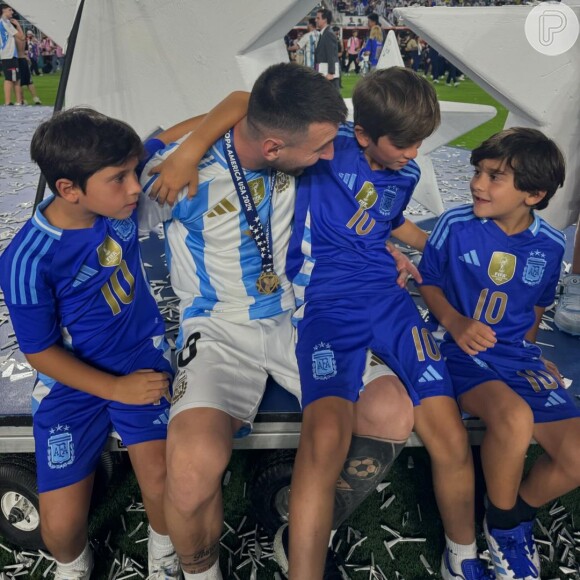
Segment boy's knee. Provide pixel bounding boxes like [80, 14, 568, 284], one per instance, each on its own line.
[487, 401, 534, 444]
[300, 416, 351, 465]
[40, 508, 85, 544]
[426, 421, 470, 465]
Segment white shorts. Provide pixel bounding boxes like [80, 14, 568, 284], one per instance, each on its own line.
[170, 311, 394, 436]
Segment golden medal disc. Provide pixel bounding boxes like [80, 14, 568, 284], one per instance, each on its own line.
[256, 271, 280, 294]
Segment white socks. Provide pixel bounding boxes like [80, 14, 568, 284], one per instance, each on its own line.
[55, 542, 93, 578]
[148, 525, 175, 560]
[445, 535, 478, 570]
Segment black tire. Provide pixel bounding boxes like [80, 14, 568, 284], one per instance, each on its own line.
[0, 460, 44, 550]
[250, 450, 296, 536]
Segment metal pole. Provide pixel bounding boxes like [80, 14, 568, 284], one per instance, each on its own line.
[33, 0, 87, 209]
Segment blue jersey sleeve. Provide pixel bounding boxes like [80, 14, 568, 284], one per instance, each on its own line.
[2, 257, 61, 354]
[418, 214, 449, 288]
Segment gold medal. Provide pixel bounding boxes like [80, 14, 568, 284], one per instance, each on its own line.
[256, 271, 280, 295]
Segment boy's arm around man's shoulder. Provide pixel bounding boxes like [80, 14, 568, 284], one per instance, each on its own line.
[26, 345, 170, 405]
[145, 91, 250, 205]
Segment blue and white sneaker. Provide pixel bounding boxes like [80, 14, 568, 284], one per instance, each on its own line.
[440, 548, 495, 579]
[484, 518, 539, 579]
[520, 520, 540, 572]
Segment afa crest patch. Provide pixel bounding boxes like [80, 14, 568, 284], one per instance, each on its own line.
[487, 252, 516, 286]
[274, 172, 291, 194]
[312, 342, 337, 380]
[109, 217, 136, 241]
[172, 370, 188, 404]
[47, 425, 74, 469]
[522, 250, 547, 286]
[379, 185, 399, 216]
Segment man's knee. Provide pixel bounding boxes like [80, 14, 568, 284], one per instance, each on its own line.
[300, 405, 352, 465]
[166, 415, 233, 513]
[356, 378, 413, 440]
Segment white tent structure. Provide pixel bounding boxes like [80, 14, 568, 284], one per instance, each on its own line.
[14, 0, 499, 217]
[12, 0, 313, 137]
[397, 0, 580, 230]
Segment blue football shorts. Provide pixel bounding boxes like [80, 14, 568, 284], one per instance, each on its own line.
[296, 292, 455, 408]
[33, 349, 172, 493]
[442, 341, 580, 424]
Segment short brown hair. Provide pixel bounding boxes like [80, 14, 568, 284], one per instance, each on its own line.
[352, 67, 440, 146]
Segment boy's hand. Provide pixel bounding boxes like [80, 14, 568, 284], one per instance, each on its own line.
[447, 316, 497, 356]
[148, 148, 199, 206]
[110, 369, 171, 405]
[386, 242, 422, 287]
[541, 357, 565, 386]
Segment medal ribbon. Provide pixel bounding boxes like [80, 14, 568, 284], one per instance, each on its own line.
[223, 129, 278, 281]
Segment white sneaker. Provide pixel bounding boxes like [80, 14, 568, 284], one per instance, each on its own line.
[53, 550, 94, 580]
[484, 518, 538, 579]
[554, 274, 580, 335]
[147, 550, 181, 579]
[33, 96, 42, 105]
[440, 548, 495, 579]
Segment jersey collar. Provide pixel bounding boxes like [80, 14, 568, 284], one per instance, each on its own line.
[31, 196, 63, 240]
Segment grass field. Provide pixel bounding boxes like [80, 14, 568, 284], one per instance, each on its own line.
[2, 71, 578, 579]
[19, 71, 61, 108]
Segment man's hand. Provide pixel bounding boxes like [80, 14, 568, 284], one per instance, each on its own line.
[447, 316, 497, 356]
[110, 369, 171, 405]
[386, 241, 422, 288]
[541, 357, 565, 387]
[148, 147, 199, 206]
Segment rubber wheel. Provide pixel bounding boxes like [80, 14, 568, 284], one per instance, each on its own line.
[249, 450, 296, 536]
[0, 460, 44, 550]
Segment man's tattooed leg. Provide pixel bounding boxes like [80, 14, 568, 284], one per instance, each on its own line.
[180, 542, 219, 574]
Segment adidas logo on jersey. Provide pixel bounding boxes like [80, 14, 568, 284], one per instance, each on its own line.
[418, 365, 443, 383]
[72, 264, 98, 287]
[338, 172, 357, 190]
[544, 392, 567, 407]
[207, 199, 236, 218]
[458, 250, 481, 266]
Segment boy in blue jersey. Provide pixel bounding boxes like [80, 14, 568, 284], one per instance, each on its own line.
[419, 128, 580, 580]
[0, 108, 178, 580]
[285, 67, 489, 580]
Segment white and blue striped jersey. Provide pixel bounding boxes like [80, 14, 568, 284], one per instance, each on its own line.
[0, 197, 171, 411]
[419, 204, 565, 349]
[298, 30, 320, 68]
[286, 122, 420, 310]
[0, 18, 17, 60]
[138, 135, 296, 326]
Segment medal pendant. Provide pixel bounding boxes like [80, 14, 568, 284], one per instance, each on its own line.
[256, 271, 280, 295]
